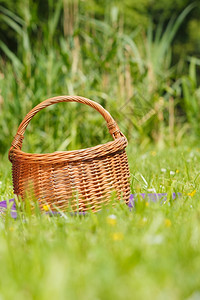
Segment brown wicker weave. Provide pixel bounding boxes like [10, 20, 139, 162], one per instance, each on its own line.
[9, 96, 130, 212]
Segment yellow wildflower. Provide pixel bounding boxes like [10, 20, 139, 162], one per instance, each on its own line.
[145, 202, 149, 207]
[165, 219, 172, 227]
[112, 232, 124, 241]
[43, 204, 51, 211]
[107, 214, 117, 226]
[176, 170, 179, 173]
[151, 151, 156, 157]
[188, 190, 196, 197]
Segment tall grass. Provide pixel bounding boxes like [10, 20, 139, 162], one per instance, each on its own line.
[0, 1, 198, 155]
[181, 57, 200, 137]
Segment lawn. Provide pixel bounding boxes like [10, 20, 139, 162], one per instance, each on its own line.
[0, 143, 200, 300]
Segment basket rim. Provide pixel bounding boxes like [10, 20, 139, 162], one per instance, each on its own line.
[9, 135, 128, 164]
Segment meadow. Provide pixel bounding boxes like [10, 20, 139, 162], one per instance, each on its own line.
[0, 1, 200, 299]
[1, 145, 200, 299]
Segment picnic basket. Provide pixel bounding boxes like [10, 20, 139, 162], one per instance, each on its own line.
[8, 96, 130, 212]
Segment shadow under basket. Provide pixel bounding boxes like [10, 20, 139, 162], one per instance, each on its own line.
[8, 96, 131, 212]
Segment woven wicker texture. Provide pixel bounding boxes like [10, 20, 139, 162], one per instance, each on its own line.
[9, 96, 130, 212]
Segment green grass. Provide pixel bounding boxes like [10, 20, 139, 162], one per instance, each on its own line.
[0, 143, 200, 299]
[0, 3, 199, 154]
[0, 2, 200, 299]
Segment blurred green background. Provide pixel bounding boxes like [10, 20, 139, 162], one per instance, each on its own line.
[0, 0, 200, 155]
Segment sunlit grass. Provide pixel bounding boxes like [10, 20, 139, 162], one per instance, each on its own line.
[0, 2, 199, 298]
[0, 143, 200, 299]
[0, 3, 198, 155]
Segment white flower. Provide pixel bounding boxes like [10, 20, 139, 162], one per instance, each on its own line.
[108, 214, 117, 220]
[145, 234, 164, 245]
[161, 168, 166, 173]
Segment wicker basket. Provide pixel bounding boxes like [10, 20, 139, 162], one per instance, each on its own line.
[8, 96, 130, 212]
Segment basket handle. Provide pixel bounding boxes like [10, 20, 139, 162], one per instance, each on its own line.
[10, 95, 123, 150]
